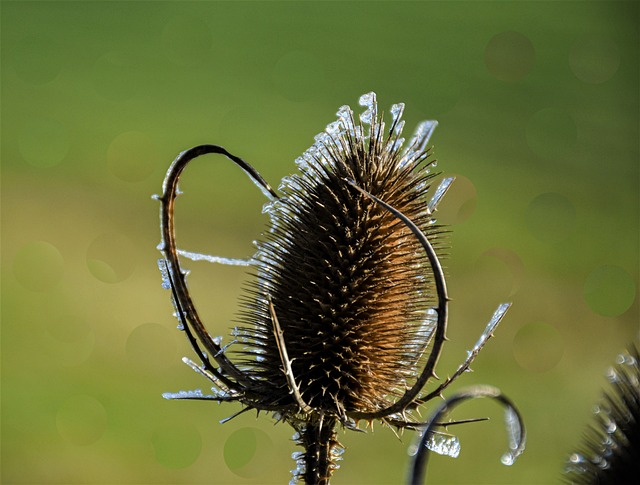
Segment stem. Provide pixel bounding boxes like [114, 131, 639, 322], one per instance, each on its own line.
[294, 416, 342, 485]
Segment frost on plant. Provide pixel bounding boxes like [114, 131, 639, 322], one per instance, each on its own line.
[155, 93, 525, 484]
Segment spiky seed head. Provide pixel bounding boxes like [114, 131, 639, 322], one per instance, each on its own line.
[565, 344, 640, 483]
[234, 93, 446, 416]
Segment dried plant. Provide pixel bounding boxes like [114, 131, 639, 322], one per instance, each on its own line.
[155, 93, 525, 483]
[565, 344, 640, 483]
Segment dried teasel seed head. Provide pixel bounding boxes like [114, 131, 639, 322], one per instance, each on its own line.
[234, 93, 447, 417]
[565, 344, 640, 484]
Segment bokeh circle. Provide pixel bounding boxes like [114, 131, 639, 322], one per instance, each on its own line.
[19, 117, 70, 168]
[86, 233, 137, 283]
[10, 35, 63, 84]
[272, 50, 324, 102]
[525, 192, 576, 244]
[152, 422, 202, 468]
[526, 108, 577, 160]
[106, 131, 157, 182]
[56, 395, 108, 445]
[584, 265, 636, 317]
[432, 174, 477, 225]
[126, 323, 177, 373]
[162, 16, 212, 66]
[569, 34, 620, 84]
[13, 241, 64, 292]
[513, 322, 564, 373]
[44, 314, 96, 366]
[485, 31, 535, 81]
[223, 427, 275, 477]
[91, 51, 142, 101]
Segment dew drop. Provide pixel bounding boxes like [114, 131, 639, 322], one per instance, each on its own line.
[157, 259, 171, 289]
[500, 452, 515, 466]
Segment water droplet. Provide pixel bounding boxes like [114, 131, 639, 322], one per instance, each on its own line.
[504, 406, 522, 450]
[162, 389, 204, 400]
[569, 453, 586, 464]
[157, 259, 171, 289]
[500, 452, 515, 466]
[410, 431, 461, 458]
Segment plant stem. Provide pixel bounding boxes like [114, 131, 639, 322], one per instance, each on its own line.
[294, 416, 342, 485]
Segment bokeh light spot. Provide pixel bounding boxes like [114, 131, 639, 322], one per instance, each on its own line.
[272, 50, 324, 102]
[162, 16, 212, 66]
[513, 322, 564, 373]
[56, 395, 108, 445]
[218, 106, 270, 153]
[481, 248, 525, 297]
[10, 35, 63, 84]
[106, 131, 157, 182]
[584, 265, 636, 317]
[86, 233, 136, 283]
[526, 108, 577, 160]
[152, 422, 202, 468]
[43, 315, 95, 366]
[473, 253, 513, 303]
[13, 241, 64, 292]
[569, 35, 620, 84]
[433, 174, 477, 225]
[126, 323, 177, 373]
[224, 427, 275, 477]
[47, 314, 92, 344]
[91, 51, 142, 101]
[485, 31, 535, 81]
[19, 117, 70, 168]
[525, 192, 576, 243]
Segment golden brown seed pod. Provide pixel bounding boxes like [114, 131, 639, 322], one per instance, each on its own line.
[235, 93, 445, 417]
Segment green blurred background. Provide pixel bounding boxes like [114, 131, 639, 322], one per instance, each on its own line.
[2, 1, 638, 483]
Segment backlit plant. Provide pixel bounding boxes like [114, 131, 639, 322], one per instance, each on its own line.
[156, 93, 525, 483]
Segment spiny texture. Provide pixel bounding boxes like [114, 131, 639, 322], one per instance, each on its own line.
[235, 93, 446, 415]
[565, 344, 640, 483]
[292, 416, 344, 483]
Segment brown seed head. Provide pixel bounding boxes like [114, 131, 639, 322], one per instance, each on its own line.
[235, 93, 446, 415]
